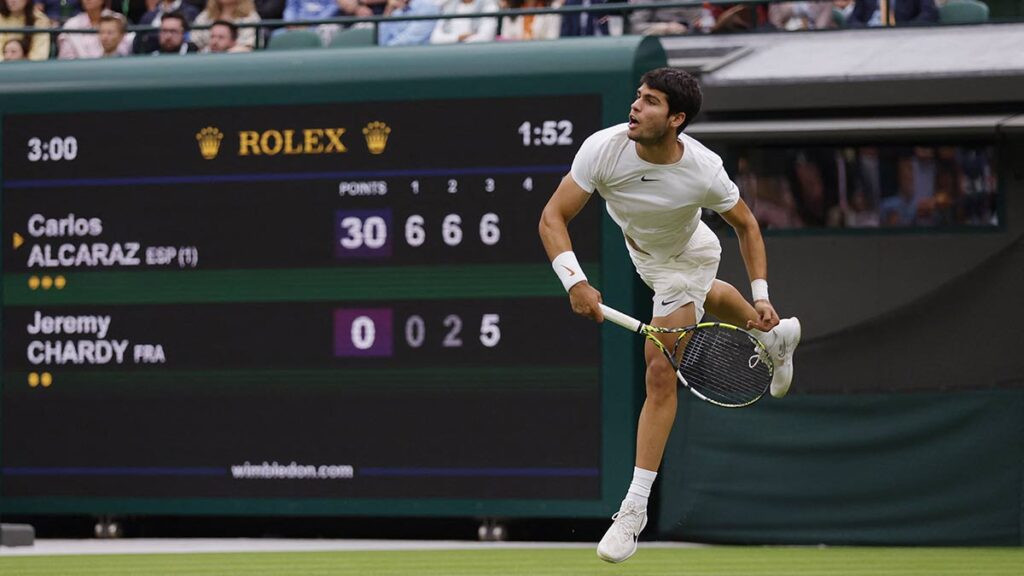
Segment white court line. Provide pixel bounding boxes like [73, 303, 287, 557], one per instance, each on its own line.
[0, 539, 707, 557]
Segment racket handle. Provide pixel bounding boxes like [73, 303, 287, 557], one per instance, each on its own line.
[599, 304, 644, 333]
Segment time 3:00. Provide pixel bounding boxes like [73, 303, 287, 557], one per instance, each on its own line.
[27, 136, 79, 162]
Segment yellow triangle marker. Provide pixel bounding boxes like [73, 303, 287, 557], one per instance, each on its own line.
[13, 232, 23, 250]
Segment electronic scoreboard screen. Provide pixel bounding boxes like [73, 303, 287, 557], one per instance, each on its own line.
[0, 95, 609, 510]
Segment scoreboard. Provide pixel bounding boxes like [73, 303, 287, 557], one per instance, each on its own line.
[0, 38, 664, 517]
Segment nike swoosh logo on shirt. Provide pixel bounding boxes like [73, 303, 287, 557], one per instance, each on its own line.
[640, 175, 659, 182]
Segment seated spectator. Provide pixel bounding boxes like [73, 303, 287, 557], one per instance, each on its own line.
[363, 0, 387, 14]
[628, 0, 699, 35]
[37, 0, 80, 23]
[192, 0, 260, 50]
[706, 3, 770, 33]
[788, 150, 833, 227]
[843, 187, 880, 227]
[561, 0, 610, 37]
[97, 13, 127, 56]
[0, 0, 52, 61]
[276, 0, 350, 43]
[335, 0, 374, 21]
[2, 36, 28, 59]
[430, 0, 498, 44]
[115, 0, 149, 24]
[879, 155, 919, 226]
[847, 0, 938, 26]
[205, 18, 251, 50]
[255, 0, 286, 19]
[768, 1, 834, 30]
[153, 10, 198, 52]
[282, 0, 338, 25]
[736, 155, 803, 229]
[291, 0, 374, 49]
[378, 0, 438, 46]
[500, 0, 560, 40]
[135, 0, 200, 53]
[58, 0, 134, 58]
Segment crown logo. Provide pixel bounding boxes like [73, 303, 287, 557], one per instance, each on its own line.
[195, 126, 224, 160]
[362, 121, 391, 155]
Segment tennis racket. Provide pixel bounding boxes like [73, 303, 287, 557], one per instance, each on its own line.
[599, 303, 772, 408]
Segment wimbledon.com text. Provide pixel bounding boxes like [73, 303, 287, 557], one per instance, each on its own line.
[230, 461, 354, 480]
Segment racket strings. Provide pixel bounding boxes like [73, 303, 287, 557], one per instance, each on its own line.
[677, 328, 771, 406]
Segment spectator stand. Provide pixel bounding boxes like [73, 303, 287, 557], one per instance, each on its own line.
[0, 0, 1013, 59]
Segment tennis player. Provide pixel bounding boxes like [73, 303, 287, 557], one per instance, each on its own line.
[538, 67, 801, 563]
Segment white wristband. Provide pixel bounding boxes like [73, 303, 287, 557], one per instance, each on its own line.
[751, 279, 769, 302]
[552, 251, 587, 292]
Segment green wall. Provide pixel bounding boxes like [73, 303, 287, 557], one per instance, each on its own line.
[659, 390, 1024, 545]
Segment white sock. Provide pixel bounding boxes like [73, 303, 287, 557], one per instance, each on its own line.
[624, 466, 657, 508]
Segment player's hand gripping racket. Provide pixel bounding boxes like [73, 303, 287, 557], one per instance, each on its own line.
[599, 304, 772, 408]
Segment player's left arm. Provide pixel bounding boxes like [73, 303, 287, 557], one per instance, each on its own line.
[719, 199, 780, 331]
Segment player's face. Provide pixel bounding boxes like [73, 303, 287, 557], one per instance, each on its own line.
[627, 84, 683, 144]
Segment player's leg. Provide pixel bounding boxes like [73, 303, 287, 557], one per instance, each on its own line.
[704, 279, 757, 327]
[705, 279, 801, 398]
[597, 303, 695, 564]
[637, 303, 696, 471]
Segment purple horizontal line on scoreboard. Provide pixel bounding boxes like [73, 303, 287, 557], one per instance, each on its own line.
[1, 466, 224, 476]
[358, 467, 599, 478]
[3, 165, 571, 189]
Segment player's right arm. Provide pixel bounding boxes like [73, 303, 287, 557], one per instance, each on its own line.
[539, 174, 604, 322]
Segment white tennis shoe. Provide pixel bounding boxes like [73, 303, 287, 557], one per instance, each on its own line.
[596, 500, 647, 563]
[765, 317, 801, 398]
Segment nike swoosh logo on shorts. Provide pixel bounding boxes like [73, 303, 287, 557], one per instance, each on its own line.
[661, 298, 678, 306]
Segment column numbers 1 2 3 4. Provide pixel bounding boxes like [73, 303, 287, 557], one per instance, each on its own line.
[518, 121, 573, 147]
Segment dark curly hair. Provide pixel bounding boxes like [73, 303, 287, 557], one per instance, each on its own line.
[640, 68, 703, 134]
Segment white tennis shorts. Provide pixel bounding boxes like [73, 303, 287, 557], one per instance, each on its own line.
[627, 220, 722, 321]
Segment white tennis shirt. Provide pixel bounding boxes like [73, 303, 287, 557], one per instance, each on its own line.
[570, 123, 739, 260]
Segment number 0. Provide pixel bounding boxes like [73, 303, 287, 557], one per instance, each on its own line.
[405, 315, 425, 348]
[351, 316, 377, 350]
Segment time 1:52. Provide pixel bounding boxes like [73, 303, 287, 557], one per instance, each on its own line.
[27, 136, 79, 162]
[518, 120, 573, 147]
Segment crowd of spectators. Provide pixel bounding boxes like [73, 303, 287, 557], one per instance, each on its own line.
[1, 0, 259, 59]
[727, 145, 999, 230]
[627, 0, 945, 35]
[0, 0, 52, 60]
[0, 0, 964, 60]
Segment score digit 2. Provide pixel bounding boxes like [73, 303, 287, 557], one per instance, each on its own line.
[402, 312, 501, 349]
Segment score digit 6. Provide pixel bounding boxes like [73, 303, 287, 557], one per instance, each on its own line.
[403, 213, 500, 248]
